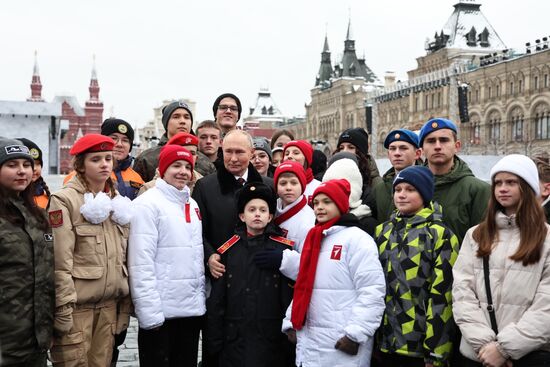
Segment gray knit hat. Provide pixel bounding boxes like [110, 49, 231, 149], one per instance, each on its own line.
[0, 137, 34, 168]
[253, 137, 272, 160]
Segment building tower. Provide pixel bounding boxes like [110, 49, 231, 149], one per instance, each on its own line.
[28, 50, 45, 102]
[315, 34, 334, 86]
[84, 55, 104, 133]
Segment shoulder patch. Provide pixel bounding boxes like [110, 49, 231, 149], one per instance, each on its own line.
[217, 235, 240, 254]
[129, 181, 143, 189]
[48, 210, 63, 228]
[270, 235, 294, 247]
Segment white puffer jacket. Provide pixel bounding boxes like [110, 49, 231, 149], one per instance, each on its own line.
[128, 179, 206, 330]
[453, 212, 550, 361]
[282, 225, 386, 367]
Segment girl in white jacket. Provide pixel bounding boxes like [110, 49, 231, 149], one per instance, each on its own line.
[453, 154, 550, 367]
[283, 179, 386, 367]
[129, 145, 205, 367]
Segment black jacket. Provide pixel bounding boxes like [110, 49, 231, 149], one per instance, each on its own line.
[206, 223, 294, 367]
[192, 162, 273, 263]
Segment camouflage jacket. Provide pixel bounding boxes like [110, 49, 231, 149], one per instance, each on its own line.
[0, 198, 54, 364]
[375, 203, 459, 366]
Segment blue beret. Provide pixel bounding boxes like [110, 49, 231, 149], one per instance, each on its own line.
[418, 118, 457, 147]
[384, 129, 419, 149]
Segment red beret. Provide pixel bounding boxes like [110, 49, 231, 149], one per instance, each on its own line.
[283, 140, 313, 166]
[313, 179, 351, 215]
[167, 132, 199, 147]
[158, 145, 194, 178]
[274, 161, 307, 193]
[70, 134, 115, 156]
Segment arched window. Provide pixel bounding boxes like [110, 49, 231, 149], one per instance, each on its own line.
[470, 114, 481, 144]
[510, 107, 524, 141]
[534, 103, 550, 139]
[488, 110, 501, 143]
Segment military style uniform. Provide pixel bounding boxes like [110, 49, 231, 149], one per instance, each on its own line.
[207, 224, 295, 367]
[0, 197, 54, 366]
[48, 176, 130, 367]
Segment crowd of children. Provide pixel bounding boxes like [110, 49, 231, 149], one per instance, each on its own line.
[2, 108, 550, 367]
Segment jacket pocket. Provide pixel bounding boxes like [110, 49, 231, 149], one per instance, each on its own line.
[74, 224, 103, 254]
[72, 266, 104, 279]
[50, 331, 84, 363]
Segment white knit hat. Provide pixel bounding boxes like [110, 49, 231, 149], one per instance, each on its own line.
[490, 154, 540, 196]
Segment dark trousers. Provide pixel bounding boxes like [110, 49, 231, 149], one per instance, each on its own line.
[138, 316, 203, 367]
[110, 328, 127, 366]
[377, 352, 426, 367]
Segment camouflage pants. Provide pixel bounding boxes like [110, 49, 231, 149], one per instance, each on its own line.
[50, 301, 116, 367]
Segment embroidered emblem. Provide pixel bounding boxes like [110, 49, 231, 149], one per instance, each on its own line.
[394, 133, 401, 139]
[30, 148, 40, 159]
[431, 122, 438, 128]
[44, 233, 53, 241]
[250, 186, 256, 191]
[5, 145, 29, 154]
[195, 208, 202, 220]
[330, 245, 343, 260]
[217, 235, 240, 254]
[117, 124, 128, 134]
[48, 210, 63, 228]
[270, 235, 294, 247]
[185, 137, 192, 144]
[100, 142, 108, 150]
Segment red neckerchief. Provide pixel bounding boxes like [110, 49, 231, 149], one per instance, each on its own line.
[274, 196, 307, 226]
[291, 215, 340, 330]
[305, 167, 314, 184]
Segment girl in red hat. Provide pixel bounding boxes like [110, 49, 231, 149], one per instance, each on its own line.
[283, 179, 386, 366]
[282, 140, 321, 204]
[48, 134, 132, 367]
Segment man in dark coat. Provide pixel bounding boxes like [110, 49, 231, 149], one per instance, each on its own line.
[192, 129, 272, 366]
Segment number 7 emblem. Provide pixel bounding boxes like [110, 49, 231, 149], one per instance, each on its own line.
[330, 245, 342, 260]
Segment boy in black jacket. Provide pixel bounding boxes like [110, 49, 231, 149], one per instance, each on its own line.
[207, 182, 294, 367]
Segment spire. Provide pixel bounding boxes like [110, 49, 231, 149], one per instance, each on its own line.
[28, 50, 44, 102]
[316, 33, 333, 86]
[323, 33, 330, 52]
[88, 54, 100, 102]
[346, 16, 354, 41]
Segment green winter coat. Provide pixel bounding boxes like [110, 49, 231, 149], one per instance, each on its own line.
[134, 134, 215, 182]
[372, 167, 396, 223]
[0, 197, 54, 365]
[430, 156, 490, 243]
[375, 203, 459, 366]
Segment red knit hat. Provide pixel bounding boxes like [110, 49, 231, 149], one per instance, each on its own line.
[70, 134, 115, 156]
[283, 140, 313, 167]
[167, 132, 199, 147]
[274, 161, 307, 193]
[158, 145, 194, 178]
[312, 179, 351, 214]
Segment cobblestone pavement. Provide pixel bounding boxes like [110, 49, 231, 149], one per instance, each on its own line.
[115, 317, 140, 367]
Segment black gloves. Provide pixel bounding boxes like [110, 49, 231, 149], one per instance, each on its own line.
[335, 336, 359, 355]
[254, 247, 284, 270]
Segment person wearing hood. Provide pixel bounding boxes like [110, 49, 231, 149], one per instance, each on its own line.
[48, 134, 132, 366]
[323, 152, 378, 236]
[375, 166, 459, 367]
[419, 118, 490, 243]
[372, 129, 421, 223]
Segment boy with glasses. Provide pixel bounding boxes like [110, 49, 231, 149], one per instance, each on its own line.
[212, 93, 242, 138]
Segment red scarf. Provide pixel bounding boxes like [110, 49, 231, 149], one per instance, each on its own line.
[291, 216, 340, 330]
[274, 196, 307, 226]
[305, 167, 314, 184]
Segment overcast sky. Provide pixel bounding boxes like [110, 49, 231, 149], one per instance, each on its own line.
[1, 0, 548, 128]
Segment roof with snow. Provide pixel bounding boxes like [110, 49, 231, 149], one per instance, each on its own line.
[0, 100, 62, 116]
[53, 96, 85, 116]
[248, 88, 284, 118]
[426, 0, 506, 53]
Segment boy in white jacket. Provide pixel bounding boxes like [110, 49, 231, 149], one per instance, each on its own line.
[283, 179, 386, 367]
[129, 145, 205, 367]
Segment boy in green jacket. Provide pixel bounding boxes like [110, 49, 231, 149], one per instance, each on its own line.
[375, 166, 459, 367]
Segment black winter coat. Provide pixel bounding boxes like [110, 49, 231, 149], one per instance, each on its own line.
[207, 223, 294, 367]
[192, 162, 273, 262]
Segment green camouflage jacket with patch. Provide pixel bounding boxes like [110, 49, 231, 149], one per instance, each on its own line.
[375, 202, 459, 366]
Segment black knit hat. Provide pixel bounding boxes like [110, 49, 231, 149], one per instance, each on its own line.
[162, 101, 194, 130]
[101, 118, 134, 151]
[337, 128, 369, 156]
[212, 93, 242, 121]
[237, 182, 276, 214]
[393, 166, 434, 206]
[16, 137, 43, 166]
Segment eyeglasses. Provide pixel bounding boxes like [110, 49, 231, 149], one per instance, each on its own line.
[217, 105, 238, 112]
